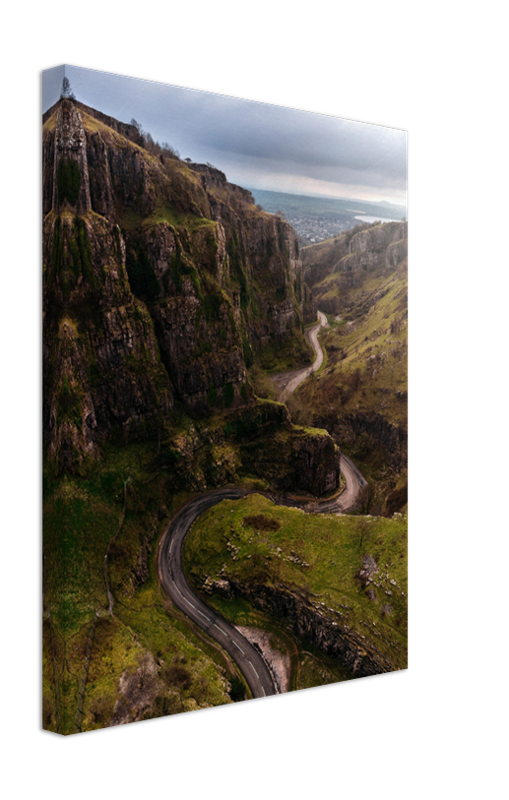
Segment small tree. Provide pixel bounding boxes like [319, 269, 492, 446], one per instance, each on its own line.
[356, 484, 373, 515]
[60, 77, 75, 100]
[356, 517, 372, 551]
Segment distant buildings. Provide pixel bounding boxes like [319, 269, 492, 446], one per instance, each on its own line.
[287, 215, 353, 245]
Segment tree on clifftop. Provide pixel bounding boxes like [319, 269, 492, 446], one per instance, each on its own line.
[60, 77, 75, 100]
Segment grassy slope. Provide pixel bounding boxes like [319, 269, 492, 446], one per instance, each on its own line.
[299, 266, 408, 427]
[316, 274, 408, 426]
[43, 441, 236, 734]
[183, 494, 408, 676]
[42, 394, 329, 733]
[294, 265, 408, 514]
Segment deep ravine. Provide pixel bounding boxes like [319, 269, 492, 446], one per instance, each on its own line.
[157, 315, 369, 697]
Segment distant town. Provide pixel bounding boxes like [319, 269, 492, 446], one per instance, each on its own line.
[248, 188, 406, 246]
[285, 214, 353, 244]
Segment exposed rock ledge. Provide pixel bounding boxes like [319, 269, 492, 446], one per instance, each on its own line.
[228, 580, 397, 678]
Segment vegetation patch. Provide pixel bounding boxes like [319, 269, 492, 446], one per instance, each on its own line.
[42, 441, 233, 733]
[243, 514, 281, 532]
[57, 159, 81, 206]
[183, 493, 407, 671]
[257, 330, 314, 373]
[298, 270, 408, 427]
[222, 382, 234, 408]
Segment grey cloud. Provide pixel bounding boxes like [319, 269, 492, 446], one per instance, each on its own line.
[47, 66, 407, 201]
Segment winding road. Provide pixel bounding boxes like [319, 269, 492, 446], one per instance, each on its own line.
[272, 310, 329, 401]
[158, 310, 367, 699]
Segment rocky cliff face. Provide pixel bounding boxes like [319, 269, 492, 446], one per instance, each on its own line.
[225, 580, 396, 677]
[42, 209, 174, 472]
[43, 100, 325, 483]
[348, 221, 408, 257]
[302, 220, 408, 315]
[314, 411, 407, 472]
[342, 221, 408, 275]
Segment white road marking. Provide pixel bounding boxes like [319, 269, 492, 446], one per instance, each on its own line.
[213, 623, 226, 636]
[178, 591, 212, 623]
[249, 660, 259, 679]
[232, 640, 245, 654]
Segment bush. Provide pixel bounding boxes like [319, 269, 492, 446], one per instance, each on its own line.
[351, 432, 374, 459]
[203, 293, 223, 322]
[243, 514, 281, 532]
[162, 663, 192, 690]
[229, 676, 246, 702]
[57, 159, 81, 206]
[247, 365, 278, 400]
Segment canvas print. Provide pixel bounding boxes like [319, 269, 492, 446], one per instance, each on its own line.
[42, 66, 408, 734]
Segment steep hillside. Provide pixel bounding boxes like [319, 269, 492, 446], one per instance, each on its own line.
[43, 99, 317, 472]
[295, 221, 408, 514]
[42, 99, 340, 733]
[302, 220, 407, 314]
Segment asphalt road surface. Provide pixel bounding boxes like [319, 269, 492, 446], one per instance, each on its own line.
[158, 310, 367, 699]
[272, 310, 328, 401]
[158, 488, 277, 699]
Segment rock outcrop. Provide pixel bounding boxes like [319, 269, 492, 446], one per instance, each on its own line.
[43, 210, 174, 472]
[228, 580, 397, 677]
[314, 411, 407, 472]
[348, 221, 408, 258]
[43, 100, 327, 485]
[302, 220, 408, 315]
[340, 222, 408, 275]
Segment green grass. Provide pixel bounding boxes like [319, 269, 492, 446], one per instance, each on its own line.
[43, 441, 235, 733]
[299, 270, 408, 427]
[293, 424, 330, 438]
[257, 329, 314, 373]
[42, 401, 344, 732]
[183, 493, 407, 671]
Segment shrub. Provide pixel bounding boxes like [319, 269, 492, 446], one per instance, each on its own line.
[162, 663, 192, 690]
[229, 676, 246, 702]
[57, 159, 81, 206]
[243, 514, 281, 532]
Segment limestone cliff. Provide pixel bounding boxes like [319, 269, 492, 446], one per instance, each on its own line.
[43, 99, 324, 482]
[42, 209, 174, 472]
[302, 220, 408, 315]
[227, 580, 396, 677]
[348, 221, 408, 257]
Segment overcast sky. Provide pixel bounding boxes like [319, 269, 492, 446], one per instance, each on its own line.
[43, 65, 407, 205]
